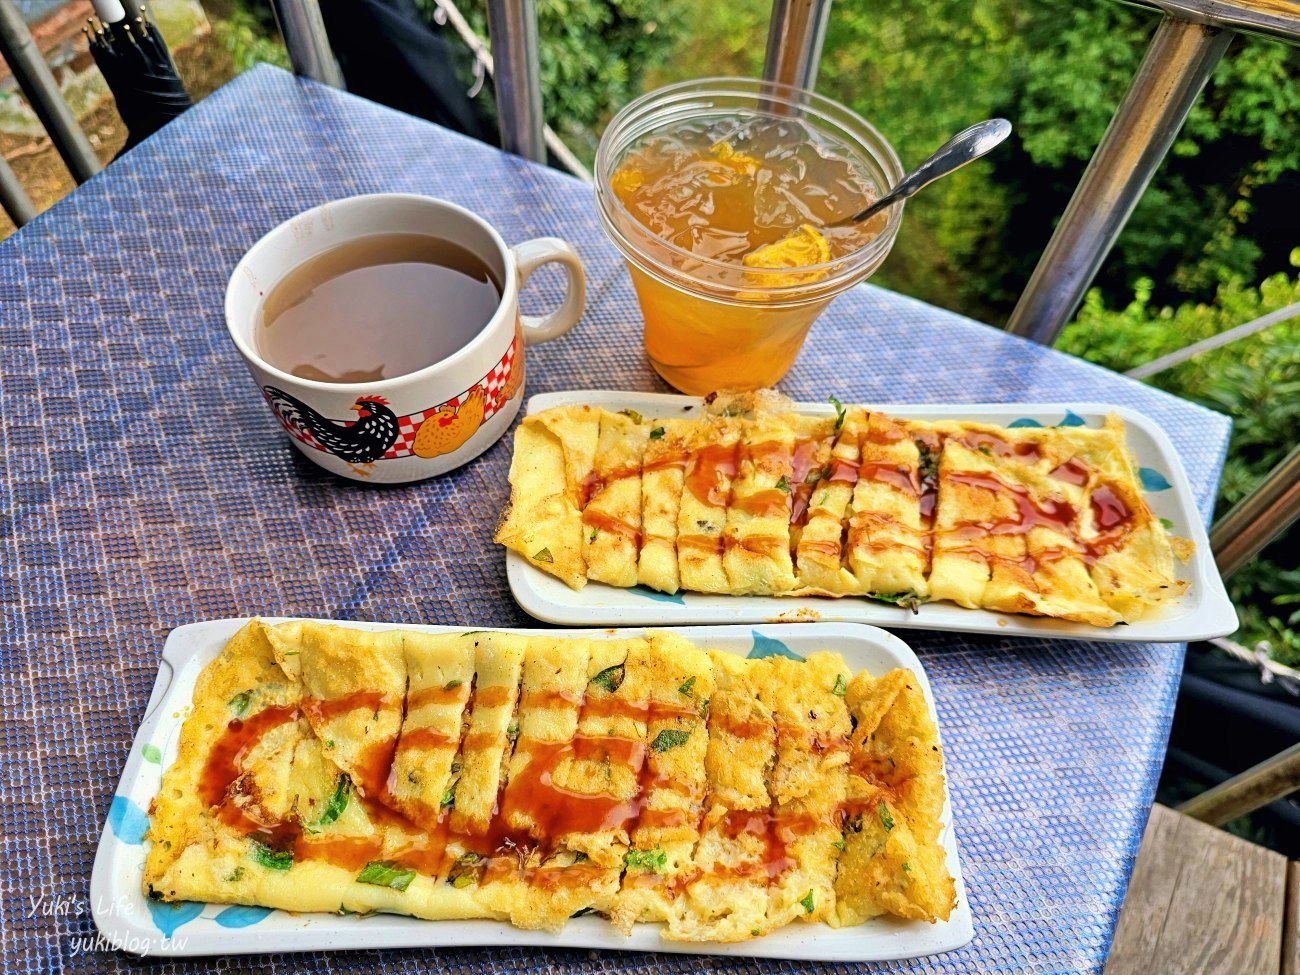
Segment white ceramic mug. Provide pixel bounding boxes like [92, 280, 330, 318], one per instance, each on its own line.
[225, 193, 585, 484]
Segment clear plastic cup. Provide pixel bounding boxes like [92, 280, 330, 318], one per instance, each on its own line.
[595, 77, 905, 395]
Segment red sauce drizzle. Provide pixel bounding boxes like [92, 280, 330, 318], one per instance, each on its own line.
[732, 489, 790, 519]
[946, 471, 1077, 536]
[580, 465, 640, 509]
[1091, 483, 1131, 531]
[407, 683, 469, 711]
[684, 443, 739, 507]
[582, 508, 641, 545]
[199, 704, 299, 808]
[860, 461, 920, 496]
[1050, 457, 1091, 487]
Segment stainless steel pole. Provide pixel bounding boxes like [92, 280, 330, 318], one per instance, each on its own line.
[0, 154, 37, 228]
[763, 0, 832, 91]
[1004, 17, 1232, 345]
[485, 0, 544, 162]
[268, 0, 344, 88]
[1178, 742, 1300, 826]
[1210, 445, 1300, 580]
[0, 0, 101, 184]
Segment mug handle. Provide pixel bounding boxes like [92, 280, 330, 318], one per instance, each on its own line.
[511, 237, 586, 346]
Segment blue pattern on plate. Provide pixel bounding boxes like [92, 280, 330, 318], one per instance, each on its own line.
[628, 585, 686, 605]
[747, 630, 805, 661]
[214, 905, 275, 928]
[107, 796, 149, 845]
[1139, 467, 1174, 491]
[1059, 410, 1087, 427]
[1008, 417, 1044, 428]
[145, 900, 204, 939]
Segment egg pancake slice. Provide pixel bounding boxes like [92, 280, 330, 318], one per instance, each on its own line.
[676, 414, 742, 593]
[794, 406, 869, 595]
[583, 411, 651, 589]
[723, 410, 798, 595]
[495, 406, 601, 589]
[610, 632, 715, 932]
[637, 418, 692, 593]
[846, 413, 930, 600]
[833, 668, 955, 926]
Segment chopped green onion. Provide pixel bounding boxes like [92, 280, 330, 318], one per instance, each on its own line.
[591, 663, 626, 693]
[620, 408, 644, 424]
[650, 728, 691, 752]
[649, 426, 665, 440]
[829, 396, 846, 431]
[678, 676, 696, 696]
[356, 860, 415, 891]
[447, 852, 482, 889]
[532, 547, 554, 563]
[624, 847, 667, 871]
[307, 775, 351, 832]
[775, 475, 790, 493]
[832, 674, 847, 697]
[228, 691, 252, 717]
[880, 803, 895, 832]
[799, 889, 815, 914]
[251, 842, 293, 871]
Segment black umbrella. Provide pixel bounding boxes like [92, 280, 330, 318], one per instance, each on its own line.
[86, 0, 191, 153]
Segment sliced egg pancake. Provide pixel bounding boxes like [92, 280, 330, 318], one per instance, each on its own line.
[637, 418, 692, 594]
[147, 622, 955, 941]
[495, 406, 600, 589]
[795, 406, 869, 595]
[611, 632, 715, 932]
[676, 414, 742, 593]
[583, 411, 651, 589]
[834, 669, 954, 926]
[503, 401, 1187, 624]
[845, 412, 930, 600]
[723, 409, 798, 595]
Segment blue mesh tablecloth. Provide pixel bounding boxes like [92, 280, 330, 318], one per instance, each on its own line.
[0, 65, 1231, 974]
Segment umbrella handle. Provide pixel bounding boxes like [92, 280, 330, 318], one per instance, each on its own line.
[92, 0, 127, 24]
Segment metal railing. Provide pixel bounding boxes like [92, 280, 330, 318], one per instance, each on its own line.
[0, 0, 101, 196]
[1006, 0, 1300, 344]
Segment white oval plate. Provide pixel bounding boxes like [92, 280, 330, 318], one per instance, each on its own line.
[91, 618, 971, 961]
[506, 391, 1237, 644]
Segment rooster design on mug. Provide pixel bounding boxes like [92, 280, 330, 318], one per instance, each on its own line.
[412, 385, 487, 459]
[263, 389, 400, 463]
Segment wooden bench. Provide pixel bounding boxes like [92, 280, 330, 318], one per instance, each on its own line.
[1106, 804, 1298, 974]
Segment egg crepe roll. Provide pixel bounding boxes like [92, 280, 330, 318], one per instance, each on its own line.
[794, 406, 869, 595]
[846, 413, 930, 600]
[723, 410, 798, 595]
[676, 414, 741, 593]
[495, 406, 601, 589]
[636, 418, 693, 593]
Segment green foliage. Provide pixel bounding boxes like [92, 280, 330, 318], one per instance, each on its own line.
[1059, 256, 1300, 660]
[213, 0, 290, 73]
[415, 0, 681, 161]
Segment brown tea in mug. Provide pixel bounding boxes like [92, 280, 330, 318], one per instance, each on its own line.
[257, 233, 502, 383]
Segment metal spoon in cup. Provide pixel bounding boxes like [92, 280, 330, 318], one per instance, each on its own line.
[743, 119, 1013, 270]
[845, 118, 1013, 225]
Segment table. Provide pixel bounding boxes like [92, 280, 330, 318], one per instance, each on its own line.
[0, 64, 1231, 974]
